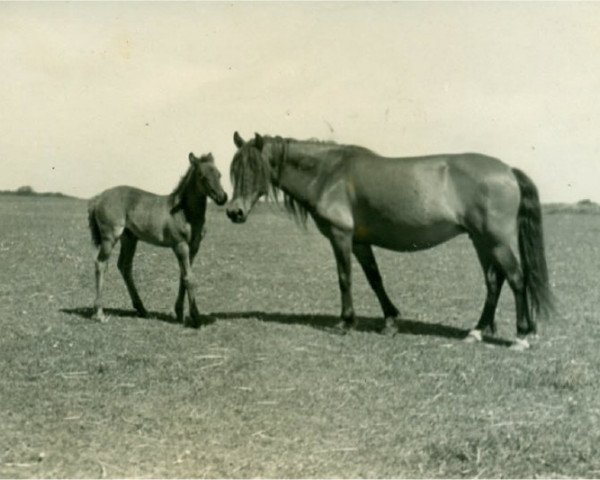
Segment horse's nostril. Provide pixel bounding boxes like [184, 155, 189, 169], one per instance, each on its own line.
[226, 207, 241, 220]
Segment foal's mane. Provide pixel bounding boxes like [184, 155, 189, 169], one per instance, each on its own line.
[169, 153, 213, 208]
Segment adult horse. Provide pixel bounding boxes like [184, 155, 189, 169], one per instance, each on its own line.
[226, 132, 554, 349]
[88, 152, 228, 327]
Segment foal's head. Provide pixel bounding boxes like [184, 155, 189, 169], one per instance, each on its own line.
[189, 152, 228, 206]
[226, 131, 271, 223]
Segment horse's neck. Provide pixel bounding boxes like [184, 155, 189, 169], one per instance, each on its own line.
[271, 140, 327, 205]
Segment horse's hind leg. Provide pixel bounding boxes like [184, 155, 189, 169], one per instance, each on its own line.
[466, 243, 506, 342]
[487, 242, 533, 349]
[93, 239, 116, 322]
[352, 243, 399, 334]
[117, 230, 148, 318]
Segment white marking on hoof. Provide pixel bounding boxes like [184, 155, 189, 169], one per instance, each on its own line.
[510, 337, 530, 351]
[464, 329, 482, 343]
[382, 316, 399, 336]
[92, 308, 108, 323]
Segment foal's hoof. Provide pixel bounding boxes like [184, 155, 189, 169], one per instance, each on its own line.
[463, 329, 483, 344]
[381, 317, 399, 337]
[510, 337, 530, 351]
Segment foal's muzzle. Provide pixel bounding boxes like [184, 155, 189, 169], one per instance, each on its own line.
[214, 192, 228, 206]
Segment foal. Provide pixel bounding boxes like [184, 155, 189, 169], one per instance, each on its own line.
[87, 152, 227, 327]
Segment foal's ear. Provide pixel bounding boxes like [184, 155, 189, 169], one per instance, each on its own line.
[189, 152, 199, 165]
[254, 133, 264, 151]
[203, 152, 214, 163]
[233, 131, 245, 148]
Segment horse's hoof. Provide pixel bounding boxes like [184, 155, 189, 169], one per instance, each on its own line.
[510, 337, 530, 351]
[463, 329, 483, 344]
[184, 317, 202, 329]
[381, 326, 397, 337]
[330, 321, 352, 335]
[92, 313, 108, 324]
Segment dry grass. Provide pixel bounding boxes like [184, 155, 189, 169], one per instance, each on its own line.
[1, 195, 600, 478]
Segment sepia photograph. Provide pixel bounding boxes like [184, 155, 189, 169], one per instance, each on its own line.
[1, 1, 600, 477]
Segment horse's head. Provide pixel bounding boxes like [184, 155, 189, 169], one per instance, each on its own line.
[226, 131, 271, 223]
[189, 152, 228, 206]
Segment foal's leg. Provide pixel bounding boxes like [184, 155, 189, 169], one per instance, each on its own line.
[117, 230, 148, 318]
[328, 227, 356, 331]
[465, 245, 506, 343]
[352, 243, 400, 335]
[93, 239, 116, 322]
[173, 242, 202, 328]
[174, 278, 186, 324]
[174, 230, 203, 323]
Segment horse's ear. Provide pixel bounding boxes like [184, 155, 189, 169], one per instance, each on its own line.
[254, 133, 264, 151]
[233, 131, 245, 148]
[189, 152, 197, 165]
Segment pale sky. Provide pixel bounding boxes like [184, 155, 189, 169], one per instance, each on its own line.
[1, 2, 599, 202]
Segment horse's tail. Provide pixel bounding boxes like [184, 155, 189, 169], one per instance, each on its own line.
[512, 168, 555, 323]
[87, 197, 102, 248]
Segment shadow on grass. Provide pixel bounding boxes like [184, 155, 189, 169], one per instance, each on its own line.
[210, 310, 513, 346]
[60, 307, 512, 346]
[59, 307, 216, 328]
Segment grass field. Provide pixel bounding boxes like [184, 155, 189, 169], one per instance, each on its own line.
[1, 195, 600, 478]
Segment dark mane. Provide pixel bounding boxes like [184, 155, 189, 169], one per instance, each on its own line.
[266, 136, 317, 225]
[169, 165, 194, 207]
[282, 191, 309, 226]
[169, 153, 214, 208]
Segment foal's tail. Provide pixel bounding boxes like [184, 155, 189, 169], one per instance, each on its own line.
[512, 168, 555, 323]
[87, 197, 102, 248]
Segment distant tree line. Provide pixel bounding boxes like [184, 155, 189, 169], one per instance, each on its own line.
[0, 185, 71, 198]
[544, 198, 600, 215]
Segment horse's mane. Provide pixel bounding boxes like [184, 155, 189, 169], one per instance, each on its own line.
[268, 136, 324, 225]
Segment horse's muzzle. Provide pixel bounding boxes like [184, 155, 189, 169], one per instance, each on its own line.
[226, 206, 246, 223]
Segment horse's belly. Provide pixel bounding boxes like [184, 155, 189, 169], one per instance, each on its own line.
[354, 218, 464, 251]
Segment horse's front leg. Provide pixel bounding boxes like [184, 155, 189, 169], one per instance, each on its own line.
[328, 227, 356, 331]
[173, 242, 202, 328]
[353, 243, 400, 335]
